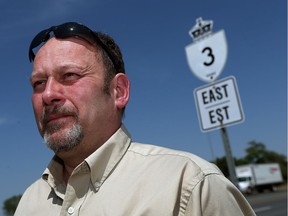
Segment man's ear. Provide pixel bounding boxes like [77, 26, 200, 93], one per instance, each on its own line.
[113, 73, 130, 109]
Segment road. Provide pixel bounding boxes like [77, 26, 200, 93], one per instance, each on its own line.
[246, 190, 287, 216]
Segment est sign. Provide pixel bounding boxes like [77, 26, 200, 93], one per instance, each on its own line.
[194, 76, 244, 132]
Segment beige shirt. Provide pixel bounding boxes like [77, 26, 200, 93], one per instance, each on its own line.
[15, 125, 255, 216]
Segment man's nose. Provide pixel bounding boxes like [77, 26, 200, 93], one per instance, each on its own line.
[42, 78, 64, 106]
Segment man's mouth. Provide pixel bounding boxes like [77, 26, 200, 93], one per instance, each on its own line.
[41, 106, 77, 127]
[45, 114, 71, 124]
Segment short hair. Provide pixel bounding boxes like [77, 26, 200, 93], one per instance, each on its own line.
[93, 32, 126, 115]
[94, 32, 125, 93]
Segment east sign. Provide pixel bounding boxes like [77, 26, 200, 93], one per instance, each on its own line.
[194, 76, 244, 132]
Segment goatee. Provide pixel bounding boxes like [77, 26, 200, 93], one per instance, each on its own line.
[41, 106, 84, 153]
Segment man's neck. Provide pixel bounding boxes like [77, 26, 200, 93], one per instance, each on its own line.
[63, 164, 75, 184]
[57, 146, 89, 184]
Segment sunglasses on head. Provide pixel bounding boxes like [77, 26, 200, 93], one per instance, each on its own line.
[28, 22, 120, 73]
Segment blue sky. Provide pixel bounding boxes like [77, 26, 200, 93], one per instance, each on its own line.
[0, 0, 286, 213]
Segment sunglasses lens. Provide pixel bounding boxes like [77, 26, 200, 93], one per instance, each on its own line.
[52, 22, 94, 45]
[29, 29, 51, 61]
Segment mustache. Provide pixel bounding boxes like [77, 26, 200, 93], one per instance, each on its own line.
[41, 106, 77, 126]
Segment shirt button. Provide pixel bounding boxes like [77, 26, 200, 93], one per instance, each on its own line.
[95, 181, 101, 191]
[68, 207, 74, 214]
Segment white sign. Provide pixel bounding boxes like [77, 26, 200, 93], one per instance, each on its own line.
[194, 76, 244, 132]
[185, 30, 228, 82]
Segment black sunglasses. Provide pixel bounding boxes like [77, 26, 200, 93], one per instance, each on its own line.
[29, 22, 120, 73]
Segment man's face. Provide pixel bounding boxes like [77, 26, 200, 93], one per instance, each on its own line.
[31, 38, 118, 154]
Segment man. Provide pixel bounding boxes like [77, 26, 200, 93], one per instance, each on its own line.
[15, 22, 255, 215]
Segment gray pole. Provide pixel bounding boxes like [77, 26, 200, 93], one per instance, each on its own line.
[220, 126, 238, 187]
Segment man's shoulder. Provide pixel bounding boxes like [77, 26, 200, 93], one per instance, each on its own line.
[16, 178, 48, 210]
[22, 177, 48, 195]
[127, 142, 222, 176]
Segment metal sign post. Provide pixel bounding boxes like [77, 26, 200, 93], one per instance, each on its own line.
[220, 124, 238, 186]
[185, 18, 244, 187]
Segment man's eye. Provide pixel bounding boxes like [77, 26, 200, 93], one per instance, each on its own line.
[63, 73, 81, 82]
[65, 73, 79, 77]
[32, 80, 46, 92]
[33, 80, 46, 88]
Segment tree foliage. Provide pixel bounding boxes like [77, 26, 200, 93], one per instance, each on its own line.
[213, 140, 287, 181]
[244, 141, 267, 163]
[2, 194, 21, 216]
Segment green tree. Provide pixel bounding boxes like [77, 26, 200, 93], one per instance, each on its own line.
[212, 140, 287, 181]
[213, 156, 239, 178]
[244, 140, 287, 181]
[3, 195, 21, 216]
[214, 156, 229, 177]
[244, 140, 267, 163]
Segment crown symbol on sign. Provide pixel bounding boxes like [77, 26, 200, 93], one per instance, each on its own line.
[189, 17, 213, 41]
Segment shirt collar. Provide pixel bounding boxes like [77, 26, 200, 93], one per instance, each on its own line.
[42, 124, 131, 193]
[85, 125, 131, 191]
[42, 155, 66, 196]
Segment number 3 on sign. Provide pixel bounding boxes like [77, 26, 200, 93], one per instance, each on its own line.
[202, 47, 215, 66]
[185, 30, 228, 82]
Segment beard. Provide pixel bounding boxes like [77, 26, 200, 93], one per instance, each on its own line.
[44, 123, 84, 153]
[41, 106, 84, 153]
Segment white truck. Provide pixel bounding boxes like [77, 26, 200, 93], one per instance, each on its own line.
[236, 163, 283, 193]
